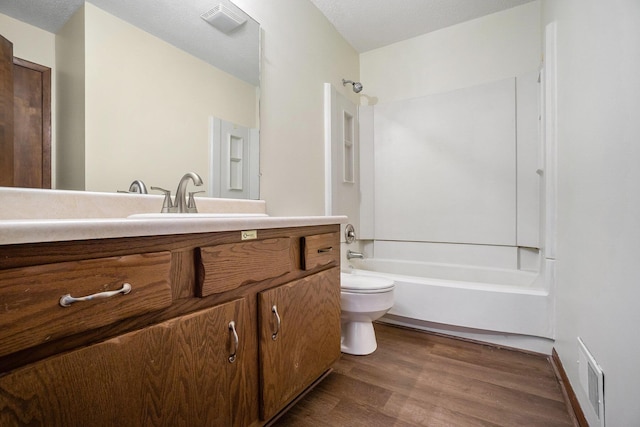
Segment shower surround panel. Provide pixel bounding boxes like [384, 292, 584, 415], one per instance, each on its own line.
[373, 77, 519, 246]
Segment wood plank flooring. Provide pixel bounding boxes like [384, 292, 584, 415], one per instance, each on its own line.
[274, 323, 576, 426]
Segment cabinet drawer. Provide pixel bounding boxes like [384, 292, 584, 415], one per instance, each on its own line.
[198, 238, 292, 297]
[0, 251, 172, 357]
[301, 232, 339, 270]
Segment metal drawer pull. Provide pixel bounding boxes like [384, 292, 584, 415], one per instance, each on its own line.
[317, 246, 333, 253]
[59, 283, 132, 307]
[228, 321, 239, 363]
[271, 305, 281, 341]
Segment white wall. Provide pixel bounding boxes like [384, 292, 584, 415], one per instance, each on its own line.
[360, 1, 541, 104]
[543, 1, 640, 425]
[234, 0, 360, 216]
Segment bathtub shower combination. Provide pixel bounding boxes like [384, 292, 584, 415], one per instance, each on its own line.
[327, 73, 556, 352]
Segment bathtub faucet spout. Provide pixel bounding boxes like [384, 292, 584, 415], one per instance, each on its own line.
[347, 250, 365, 260]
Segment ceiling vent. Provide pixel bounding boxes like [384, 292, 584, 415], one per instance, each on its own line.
[201, 4, 246, 33]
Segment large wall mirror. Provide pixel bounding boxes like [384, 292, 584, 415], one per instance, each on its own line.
[0, 0, 260, 199]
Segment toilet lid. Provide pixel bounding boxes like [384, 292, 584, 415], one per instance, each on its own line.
[340, 273, 395, 293]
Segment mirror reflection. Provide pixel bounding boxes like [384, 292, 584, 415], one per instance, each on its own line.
[0, 0, 260, 199]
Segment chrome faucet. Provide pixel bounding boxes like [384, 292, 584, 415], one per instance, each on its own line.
[175, 172, 203, 213]
[128, 180, 148, 194]
[151, 172, 204, 213]
[347, 250, 365, 260]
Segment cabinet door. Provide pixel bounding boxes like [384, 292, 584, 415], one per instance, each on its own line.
[0, 299, 250, 427]
[258, 267, 341, 420]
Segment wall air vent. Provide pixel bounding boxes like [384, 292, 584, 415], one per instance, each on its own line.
[577, 337, 605, 426]
[201, 4, 246, 33]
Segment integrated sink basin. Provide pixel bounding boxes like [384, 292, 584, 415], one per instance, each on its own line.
[127, 213, 269, 219]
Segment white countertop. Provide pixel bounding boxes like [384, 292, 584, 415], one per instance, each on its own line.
[0, 187, 348, 245]
[0, 215, 348, 245]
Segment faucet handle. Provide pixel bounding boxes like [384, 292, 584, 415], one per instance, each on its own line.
[151, 186, 175, 213]
[187, 191, 205, 213]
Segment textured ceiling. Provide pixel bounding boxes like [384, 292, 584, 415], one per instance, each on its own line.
[0, 0, 260, 86]
[309, 0, 536, 52]
[0, 0, 82, 32]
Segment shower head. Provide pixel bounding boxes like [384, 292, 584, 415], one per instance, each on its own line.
[342, 79, 363, 93]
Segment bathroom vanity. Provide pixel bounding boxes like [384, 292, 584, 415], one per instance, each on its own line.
[0, 190, 345, 426]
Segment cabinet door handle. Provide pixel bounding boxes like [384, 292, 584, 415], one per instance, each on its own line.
[228, 321, 239, 363]
[317, 246, 333, 253]
[59, 283, 132, 307]
[271, 305, 281, 341]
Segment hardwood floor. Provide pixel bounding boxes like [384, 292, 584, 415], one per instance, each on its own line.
[274, 323, 576, 426]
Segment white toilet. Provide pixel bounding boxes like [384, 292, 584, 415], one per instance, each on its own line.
[340, 272, 395, 355]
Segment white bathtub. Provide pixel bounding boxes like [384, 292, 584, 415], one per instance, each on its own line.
[346, 258, 554, 339]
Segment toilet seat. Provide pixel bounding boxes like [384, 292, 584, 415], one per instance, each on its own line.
[340, 274, 395, 294]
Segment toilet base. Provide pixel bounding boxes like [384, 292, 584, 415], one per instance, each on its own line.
[341, 321, 378, 355]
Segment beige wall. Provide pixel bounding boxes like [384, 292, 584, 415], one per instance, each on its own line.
[235, 0, 360, 216]
[84, 3, 258, 193]
[543, 1, 640, 425]
[0, 13, 57, 186]
[56, 6, 85, 191]
[0, 14, 55, 65]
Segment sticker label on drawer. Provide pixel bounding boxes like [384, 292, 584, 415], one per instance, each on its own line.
[241, 230, 258, 240]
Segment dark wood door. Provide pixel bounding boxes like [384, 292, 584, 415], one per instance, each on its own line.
[12, 58, 51, 188]
[258, 267, 341, 420]
[0, 34, 51, 188]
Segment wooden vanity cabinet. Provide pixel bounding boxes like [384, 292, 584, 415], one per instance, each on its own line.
[0, 224, 341, 426]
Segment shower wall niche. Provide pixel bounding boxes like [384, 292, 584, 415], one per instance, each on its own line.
[343, 111, 355, 184]
[209, 116, 259, 200]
